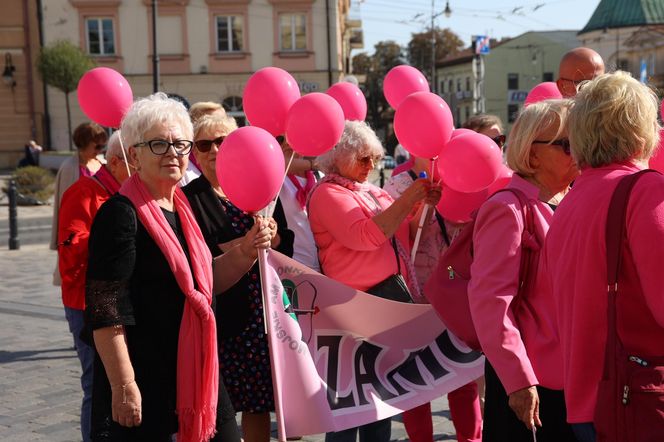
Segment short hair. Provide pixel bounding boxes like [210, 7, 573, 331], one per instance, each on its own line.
[316, 120, 384, 175]
[193, 113, 238, 141]
[569, 71, 661, 168]
[120, 92, 193, 148]
[462, 114, 503, 133]
[104, 130, 126, 159]
[189, 101, 225, 125]
[72, 122, 107, 150]
[506, 99, 571, 176]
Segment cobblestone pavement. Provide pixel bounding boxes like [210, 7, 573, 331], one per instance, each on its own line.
[0, 205, 457, 441]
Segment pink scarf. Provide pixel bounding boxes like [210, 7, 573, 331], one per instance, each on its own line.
[120, 174, 218, 442]
[288, 171, 316, 209]
[93, 166, 121, 195]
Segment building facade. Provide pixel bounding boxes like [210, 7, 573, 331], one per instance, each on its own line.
[39, 0, 360, 151]
[0, 0, 45, 169]
[436, 48, 476, 128]
[578, 0, 664, 91]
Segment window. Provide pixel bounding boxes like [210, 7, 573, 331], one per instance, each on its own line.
[86, 18, 115, 55]
[508, 104, 519, 123]
[542, 72, 554, 82]
[456, 78, 461, 92]
[280, 13, 306, 51]
[439, 81, 445, 93]
[466, 76, 471, 92]
[448, 79, 453, 93]
[465, 106, 470, 121]
[508, 73, 518, 90]
[216, 16, 243, 52]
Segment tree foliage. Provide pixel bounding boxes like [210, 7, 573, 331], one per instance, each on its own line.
[37, 40, 95, 149]
[407, 27, 464, 79]
[37, 40, 94, 94]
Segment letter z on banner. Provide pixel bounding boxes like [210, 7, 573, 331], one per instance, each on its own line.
[259, 250, 484, 440]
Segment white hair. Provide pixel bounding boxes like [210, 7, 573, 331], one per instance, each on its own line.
[120, 92, 193, 147]
[316, 120, 384, 175]
[105, 130, 126, 159]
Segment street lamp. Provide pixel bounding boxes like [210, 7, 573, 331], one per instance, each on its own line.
[444, 1, 452, 18]
[431, 1, 452, 94]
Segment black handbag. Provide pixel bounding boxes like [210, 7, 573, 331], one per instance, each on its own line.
[365, 237, 413, 303]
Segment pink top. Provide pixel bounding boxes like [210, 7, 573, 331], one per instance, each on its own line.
[468, 174, 563, 394]
[542, 162, 664, 423]
[308, 181, 410, 292]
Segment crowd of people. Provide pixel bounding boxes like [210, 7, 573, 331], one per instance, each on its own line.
[50, 45, 664, 442]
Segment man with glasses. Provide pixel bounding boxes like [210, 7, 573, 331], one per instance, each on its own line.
[556, 47, 605, 98]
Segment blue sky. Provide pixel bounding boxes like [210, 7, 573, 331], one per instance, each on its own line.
[357, 0, 601, 54]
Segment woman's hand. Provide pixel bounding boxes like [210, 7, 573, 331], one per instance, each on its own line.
[424, 182, 442, 207]
[508, 385, 541, 430]
[266, 217, 281, 248]
[400, 178, 431, 206]
[239, 217, 272, 259]
[111, 380, 142, 427]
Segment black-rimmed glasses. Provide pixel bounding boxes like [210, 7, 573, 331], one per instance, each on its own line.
[492, 134, 506, 148]
[195, 136, 225, 153]
[532, 138, 571, 155]
[134, 139, 193, 156]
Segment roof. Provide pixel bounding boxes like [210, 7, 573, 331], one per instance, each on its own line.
[436, 48, 475, 68]
[580, 0, 664, 34]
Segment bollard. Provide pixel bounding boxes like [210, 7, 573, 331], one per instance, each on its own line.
[8, 179, 20, 250]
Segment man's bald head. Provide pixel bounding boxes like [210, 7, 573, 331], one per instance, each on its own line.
[557, 47, 605, 97]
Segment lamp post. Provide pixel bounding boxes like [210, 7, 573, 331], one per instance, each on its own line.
[430, 1, 452, 94]
[151, 0, 160, 93]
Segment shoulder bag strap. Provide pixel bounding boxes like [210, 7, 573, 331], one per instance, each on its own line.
[602, 170, 657, 382]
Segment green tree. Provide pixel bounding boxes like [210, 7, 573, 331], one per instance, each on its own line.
[37, 40, 95, 150]
[351, 52, 372, 75]
[408, 27, 464, 83]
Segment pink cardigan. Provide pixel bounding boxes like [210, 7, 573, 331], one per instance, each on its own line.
[542, 162, 664, 423]
[308, 181, 410, 292]
[468, 174, 563, 394]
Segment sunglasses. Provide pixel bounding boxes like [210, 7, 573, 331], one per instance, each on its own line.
[533, 138, 571, 155]
[195, 136, 225, 153]
[492, 134, 506, 148]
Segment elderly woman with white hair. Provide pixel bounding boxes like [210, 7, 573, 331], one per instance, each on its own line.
[467, 99, 578, 441]
[308, 120, 440, 442]
[542, 72, 664, 442]
[85, 93, 273, 441]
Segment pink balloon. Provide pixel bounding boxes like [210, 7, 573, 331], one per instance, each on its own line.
[384, 65, 430, 109]
[77, 67, 133, 128]
[524, 82, 562, 106]
[648, 128, 664, 173]
[243, 67, 301, 136]
[394, 92, 454, 159]
[326, 82, 367, 121]
[285, 93, 345, 156]
[217, 126, 285, 213]
[438, 132, 504, 192]
[450, 128, 475, 139]
[436, 186, 489, 224]
[487, 165, 514, 195]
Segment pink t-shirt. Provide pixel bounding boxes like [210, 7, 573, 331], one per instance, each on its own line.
[542, 162, 664, 423]
[308, 181, 410, 292]
[468, 174, 563, 394]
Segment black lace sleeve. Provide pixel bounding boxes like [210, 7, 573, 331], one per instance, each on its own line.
[274, 197, 295, 257]
[85, 195, 137, 330]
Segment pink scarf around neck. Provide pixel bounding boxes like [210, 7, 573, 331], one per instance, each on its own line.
[120, 174, 218, 442]
[288, 171, 316, 209]
[93, 166, 121, 195]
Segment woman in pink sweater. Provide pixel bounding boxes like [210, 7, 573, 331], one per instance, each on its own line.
[308, 120, 440, 442]
[468, 100, 577, 441]
[542, 72, 664, 442]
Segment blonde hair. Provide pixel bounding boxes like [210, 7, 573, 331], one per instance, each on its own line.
[193, 113, 238, 141]
[189, 101, 226, 125]
[316, 120, 384, 175]
[569, 71, 661, 168]
[506, 99, 571, 176]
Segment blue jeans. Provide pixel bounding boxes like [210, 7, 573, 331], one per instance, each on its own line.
[325, 418, 391, 442]
[65, 307, 94, 442]
[571, 423, 596, 442]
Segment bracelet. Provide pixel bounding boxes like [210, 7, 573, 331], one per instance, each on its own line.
[111, 380, 135, 404]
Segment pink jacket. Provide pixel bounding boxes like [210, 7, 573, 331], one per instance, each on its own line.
[308, 181, 410, 292]
[468, 174, 563, 394]
[542, 162, 664, 423]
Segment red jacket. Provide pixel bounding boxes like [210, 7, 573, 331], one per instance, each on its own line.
[58, 176, 115, 310]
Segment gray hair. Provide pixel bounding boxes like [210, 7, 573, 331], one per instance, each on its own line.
[120, 92, 193, 147]
[316, 120, 384, 175]
[105, 130, 126, 159]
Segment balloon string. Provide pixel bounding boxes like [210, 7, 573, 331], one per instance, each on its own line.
[118, 130, 131, 177]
